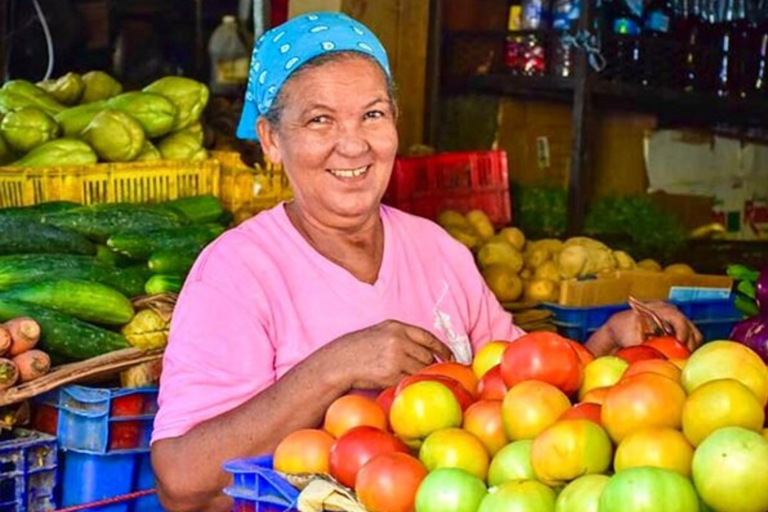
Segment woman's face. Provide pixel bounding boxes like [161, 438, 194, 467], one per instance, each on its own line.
[258, 54, 398, 228]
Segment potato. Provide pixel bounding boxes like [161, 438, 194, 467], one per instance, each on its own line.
[531, 238, 565, 256]
[465, 210, 495, 241]
[637, 259, 662, 272]
[446, 225, 482, 251]
[524, 246, 551, 270]
[499, 227, 526, 251]
[438, 209, 473, 230]
[562, 237, 617, 276]
[558, 245, 589, 279]
[534, 260, 561, 282]
[664, 263, 695, 276]
[482, 264, 524, 302]
[478, 240, 524, 272]
[524, 278, 560, 303]
[613, 250, 636, 270]
[520, 268, 533, 280]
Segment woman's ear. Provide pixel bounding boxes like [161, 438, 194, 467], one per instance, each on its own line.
[257, 117, 282, 164]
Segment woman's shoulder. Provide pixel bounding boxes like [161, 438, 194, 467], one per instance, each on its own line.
[382, 205, 474, 260]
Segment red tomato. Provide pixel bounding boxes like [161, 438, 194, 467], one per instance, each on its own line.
[328, 426, 409, 489]
[642, 336, 692, 359]
[615, 345, 667, 363]
[273, 429, 335, 474]
[501, 331, 584, 396]
[569, 340, 595, 365]
[324, 394, 387, 438]
[376, 387, 396, 421]
[395, 374, 475, 411]
[355, 452, 428, 512]
[478, 365, 508, 401]
[419, 362, 479, 397]
[560, 402, 602, 426]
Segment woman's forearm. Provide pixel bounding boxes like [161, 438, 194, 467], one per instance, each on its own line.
[151, 354, 349, 512]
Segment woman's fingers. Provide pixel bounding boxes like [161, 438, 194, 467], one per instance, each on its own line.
[402, 324, 454, 362]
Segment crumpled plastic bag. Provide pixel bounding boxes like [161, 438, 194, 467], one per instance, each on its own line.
[283, 473, 367, 512]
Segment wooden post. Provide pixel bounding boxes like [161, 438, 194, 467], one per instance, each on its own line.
[424, 0, 443, 146]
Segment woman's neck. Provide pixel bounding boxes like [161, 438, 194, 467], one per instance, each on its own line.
[285, 202, 385, 284]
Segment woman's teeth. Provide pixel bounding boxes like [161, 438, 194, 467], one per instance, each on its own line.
[329, 166, 368, 178]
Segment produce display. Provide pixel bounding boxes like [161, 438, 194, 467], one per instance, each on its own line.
[0, 72, 210, 167]
[0, 316, 51, 389]
[728, 261, 768, 362]
[0, 195, 227, 373]
[268, 334, 768, 512]
[437, 208, 693, 304]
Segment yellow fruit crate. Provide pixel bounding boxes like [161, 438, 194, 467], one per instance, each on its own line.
[213, 150, 292, 219]
[0, 159, 221, 208]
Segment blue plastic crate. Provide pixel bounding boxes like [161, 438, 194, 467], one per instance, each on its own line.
[541, 297, 742, 343]
[0, 429, 57, 512]
[60, 450, 163, 512]
[33, 386, 158, 454]
[223, 456, 301, 512]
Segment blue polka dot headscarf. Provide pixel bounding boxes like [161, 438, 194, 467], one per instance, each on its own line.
[236, 12, 392, 141]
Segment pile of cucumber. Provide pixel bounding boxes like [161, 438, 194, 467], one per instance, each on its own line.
[0, 195, 228, 361]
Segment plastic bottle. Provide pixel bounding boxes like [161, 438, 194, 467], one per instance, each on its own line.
[612, 0, 645, 83]
[642, 0, 674, 87]
[208, 15, 250, 97]
[551, 0, 580, 77]
[506, 5, 525, 74]
[520, 0, 550, 76]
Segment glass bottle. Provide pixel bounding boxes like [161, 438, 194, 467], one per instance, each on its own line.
[612, 0, 645, 83]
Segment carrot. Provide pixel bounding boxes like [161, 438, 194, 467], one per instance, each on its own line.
[0, 358, 19, 391]
[0, 326, 11, 356]
[4, 317, 41, 356]
[12, 350, 51, 383]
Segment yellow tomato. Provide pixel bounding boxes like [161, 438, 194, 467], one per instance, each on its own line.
[578, 356, 628, 401]
[273, 429, 335, 474]
[389, 381, 462, 442]
[472, 341, 511, 379]
[502, 380, 571, 441]
[418, 428, 490, 481]
[614, 427, 694, 477]
[682, 378, 765, 446]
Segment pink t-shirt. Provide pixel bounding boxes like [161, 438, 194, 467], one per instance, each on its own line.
[152, 204, 525, 442]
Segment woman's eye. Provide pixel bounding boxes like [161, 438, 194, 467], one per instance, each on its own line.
[309, 115, 330, 125]
[365, 110, 385, 120]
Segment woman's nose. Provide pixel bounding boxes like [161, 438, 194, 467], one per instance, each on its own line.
[335, 122, 370, 156]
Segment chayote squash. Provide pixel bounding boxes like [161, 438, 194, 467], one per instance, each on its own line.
[107, 92, 177, 138]
[0, 80, 65, 117]
[81, 110, 146, 162]
[172, 121, 204, 145]
[10, 138, 97, 167]
[0, 133, 13, 165]
[37, 73, 85, 106]
[135, 140, 162, 162]
[157, 132, 207, 161]
[55, 101, 108, 137]
[0, 107, 60, 152]
[143, 77, 210, 131]
[80, 71, 123, 104]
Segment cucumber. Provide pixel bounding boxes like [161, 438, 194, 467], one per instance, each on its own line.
[41, 203, 186, 242]
[148, 248, 198, 276]
[145, 274, 183, 295]
[0, 298, 130, 360]
[0, 216, 96, 256]
[106, 223, 224, 259]
[158, 195, 224, 224]
[0, 201, 80, 221]
[0, 279, 134, 325]
[0, 254, 150, 298]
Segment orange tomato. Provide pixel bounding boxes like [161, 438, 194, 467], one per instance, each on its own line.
[502, 380, 571, 441]
[682, 378, 765, 446]
[472, 341, 511, 379]
[615, 345, 667, 363]
[560, 402, 602, 426]
[324, 394, 388, 438]
[462, 400, 508, 456]
[375, 387, 396, 421]
[478, 365, 508, 401]
[419, 361, 479, 397]
[580, 386, 611, 405]
[273, 429, 335, 474]
[601, 373, 686, 443]
[614, 427, 694, 477]
[355, 452, 427, 512]
[642, 336, 691, 359]
[569, 340, 595, 365]
[419, 428, 490, 481]
[622, 359, 682, 383]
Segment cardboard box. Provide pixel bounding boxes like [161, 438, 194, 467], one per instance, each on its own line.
[559, 271, 733, 307]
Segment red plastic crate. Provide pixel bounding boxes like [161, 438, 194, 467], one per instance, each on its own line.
[384, 150, 512, 227]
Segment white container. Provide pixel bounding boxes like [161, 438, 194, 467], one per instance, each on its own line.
[208, 15, 250, 96]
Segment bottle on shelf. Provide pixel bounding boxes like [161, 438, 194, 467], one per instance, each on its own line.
[714, 0, 750, 97]
[611, 0, 645, 83]
[551, 0, 581, 77]
[520, 0, 550, 76]
[208, 15, 251, 97]
[506, 4, 526, 74]
[751, 0, 768, 96]
[642, 0, 675, 87]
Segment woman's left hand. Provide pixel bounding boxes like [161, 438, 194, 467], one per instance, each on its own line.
[585, 301, 703, 357]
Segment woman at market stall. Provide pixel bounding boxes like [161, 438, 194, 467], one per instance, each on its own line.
[150, 12, 702, 512]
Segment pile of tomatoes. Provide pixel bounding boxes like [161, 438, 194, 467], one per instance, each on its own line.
[271, 332, 768, 512]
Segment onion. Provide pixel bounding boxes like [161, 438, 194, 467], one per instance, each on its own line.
[757, 261, 768, 313]
[731, 316, 768, 363]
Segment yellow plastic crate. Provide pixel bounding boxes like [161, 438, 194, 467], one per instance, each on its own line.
[0, 159, 220, 208]
[213, 150, 292, 216]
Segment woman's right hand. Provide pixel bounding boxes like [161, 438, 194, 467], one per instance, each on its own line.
[318, 319, 454, 391]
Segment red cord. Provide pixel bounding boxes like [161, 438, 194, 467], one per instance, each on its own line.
[52, 489, 157, 512]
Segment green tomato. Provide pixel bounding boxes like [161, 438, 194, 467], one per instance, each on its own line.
[555, 474, 610, 512]
[478, 480, 556, 512]
[415, 468, 487, 512]
[487, 440, 536, 487]
[692, 427, 768, 512]
[599, 467, 699, 512]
